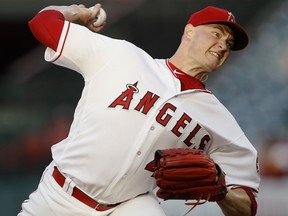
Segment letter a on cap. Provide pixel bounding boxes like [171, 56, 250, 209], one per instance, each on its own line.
[227, 12, 236, 23]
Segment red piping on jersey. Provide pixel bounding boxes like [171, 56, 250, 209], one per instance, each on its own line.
[53, 21, 70, 62]
[165, 59, 209, 92]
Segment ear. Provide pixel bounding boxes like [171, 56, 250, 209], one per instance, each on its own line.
[184, 24, 195, 39]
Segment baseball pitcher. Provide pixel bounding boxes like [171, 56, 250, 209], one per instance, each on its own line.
[18, 3, 260, 216]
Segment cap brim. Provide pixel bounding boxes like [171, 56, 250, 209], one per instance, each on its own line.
[216, 22, 249, 51]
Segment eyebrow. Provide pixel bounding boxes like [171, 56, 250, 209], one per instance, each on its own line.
[214, 25, 235, 42]
[214, 25, 232, 34]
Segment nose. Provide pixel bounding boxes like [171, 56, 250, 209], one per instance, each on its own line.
[218, 40, 228, 50]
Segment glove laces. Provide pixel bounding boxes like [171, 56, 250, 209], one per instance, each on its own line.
[183, 194, 211, 216]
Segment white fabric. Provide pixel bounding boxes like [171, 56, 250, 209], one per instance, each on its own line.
[18, 162, 165, 216]
[40, 21, 260, 205]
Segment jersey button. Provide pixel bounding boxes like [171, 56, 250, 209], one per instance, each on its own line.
[150, 126, 155, 131]
[137, 151, 141, 156]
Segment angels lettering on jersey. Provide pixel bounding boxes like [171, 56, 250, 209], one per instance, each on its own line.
[108, 82, 212, 151]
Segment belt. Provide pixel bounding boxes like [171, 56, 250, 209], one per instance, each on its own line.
[52, 166, 119, 211]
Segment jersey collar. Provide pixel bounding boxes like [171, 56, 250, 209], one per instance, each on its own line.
[166, 59, 207, 91]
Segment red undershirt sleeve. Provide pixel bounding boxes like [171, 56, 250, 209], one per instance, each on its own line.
[28, 10, 65, 51]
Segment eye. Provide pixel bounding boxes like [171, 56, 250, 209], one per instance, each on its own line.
[212, 32, 220, 38]
[226, 41, 234, 49]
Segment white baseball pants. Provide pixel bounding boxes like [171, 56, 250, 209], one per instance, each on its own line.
[18, 162, 166, 216]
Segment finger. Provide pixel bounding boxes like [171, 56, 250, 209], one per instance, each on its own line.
[78, 4, 86, 8]
[89, 20, 105, 33]
[89, 4, 102, 21]
[93, 3, 101, 10]
[89, 3, 101, 12]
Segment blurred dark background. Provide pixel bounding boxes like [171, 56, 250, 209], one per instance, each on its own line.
[1, 0, 288, 215]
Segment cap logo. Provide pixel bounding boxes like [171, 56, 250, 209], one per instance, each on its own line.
[227, 12, 236, 23]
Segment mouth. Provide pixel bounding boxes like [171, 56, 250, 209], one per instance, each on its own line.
[209, 51, 222, 60]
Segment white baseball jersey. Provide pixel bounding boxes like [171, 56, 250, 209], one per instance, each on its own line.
[43, 19, 260, 204]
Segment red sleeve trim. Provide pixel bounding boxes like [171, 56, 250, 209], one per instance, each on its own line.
[231, 186, 258, 216]
[28, 10, 65, 51]
[52, 21, 70, 63]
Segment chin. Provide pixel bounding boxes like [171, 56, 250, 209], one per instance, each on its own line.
[206, 66, 216, 73]
[205, 62, 219, 72]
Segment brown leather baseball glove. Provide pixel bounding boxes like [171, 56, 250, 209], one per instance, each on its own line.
[153, 148, 227, 204]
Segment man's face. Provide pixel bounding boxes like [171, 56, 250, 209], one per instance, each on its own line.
[186, 23, 235, 72]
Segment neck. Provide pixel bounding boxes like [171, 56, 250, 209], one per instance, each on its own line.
[169, 55, 209, 82]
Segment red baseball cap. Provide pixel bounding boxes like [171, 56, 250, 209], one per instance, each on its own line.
[187, 6, 249, 51]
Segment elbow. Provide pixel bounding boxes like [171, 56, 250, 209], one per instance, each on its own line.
[27, 10, 64, 51]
